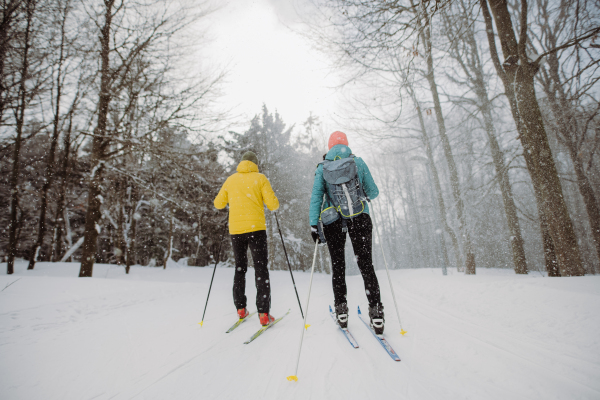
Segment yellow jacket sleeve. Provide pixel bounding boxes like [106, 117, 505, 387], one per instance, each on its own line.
[214, 181, 229, 209]
[261, 176, 279, 211]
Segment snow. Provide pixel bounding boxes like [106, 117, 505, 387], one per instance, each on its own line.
[1, 261, 599, 400]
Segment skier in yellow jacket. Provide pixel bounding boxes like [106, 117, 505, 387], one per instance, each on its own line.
[214, 151, 279, 325]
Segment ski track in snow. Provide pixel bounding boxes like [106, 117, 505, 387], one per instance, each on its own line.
[1, 261, 599, 400]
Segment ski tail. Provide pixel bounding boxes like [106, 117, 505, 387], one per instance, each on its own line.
[244, 309, 290, 344]
[358, 306, 400, 361]
[226, 311, 257, 333]
[329, 305, 359, 348]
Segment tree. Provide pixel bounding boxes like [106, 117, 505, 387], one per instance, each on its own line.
[28, 0, 76, 270]
[441, 0, 528, 274]
[531, 0, 600, 270]
[78, 0, 220, 277]
[6, 0, 38, 274]
[481, 0, 595, 276]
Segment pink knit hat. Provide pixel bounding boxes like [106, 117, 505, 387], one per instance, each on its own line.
[328, 131, 348, 149]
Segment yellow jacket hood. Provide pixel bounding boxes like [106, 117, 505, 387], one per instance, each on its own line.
[236, 160, 259, 173]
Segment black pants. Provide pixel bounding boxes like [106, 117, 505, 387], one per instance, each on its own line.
[324, 213, 382, 308]
[231, 230, 271, 313]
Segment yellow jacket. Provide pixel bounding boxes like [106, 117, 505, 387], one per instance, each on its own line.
[214, 160, 279, 234]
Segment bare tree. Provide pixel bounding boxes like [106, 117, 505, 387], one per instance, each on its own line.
[481, 0, 595, 276]
[28, 0, 74, 270]
[411, 89, 459, 270]
[415, 1, 478, 274]
[78, 0, 219, 277]
[531, 0, 600, 269]
[6, 0, 37, 274]
[441, 0, 528, 274]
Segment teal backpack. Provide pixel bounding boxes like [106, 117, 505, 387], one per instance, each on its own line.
[318, 155, 368, 232]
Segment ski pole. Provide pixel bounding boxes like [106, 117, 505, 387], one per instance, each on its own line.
[287, 240, 319, 382]
[368, 200, 406, 336]
[274, 212, 304, 319]
[200, 232, 225, 326]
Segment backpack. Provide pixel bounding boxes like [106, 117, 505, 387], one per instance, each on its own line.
[318, 155, 367, 230]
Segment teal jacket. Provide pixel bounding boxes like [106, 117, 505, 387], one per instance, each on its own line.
[309, 144, 379, 226]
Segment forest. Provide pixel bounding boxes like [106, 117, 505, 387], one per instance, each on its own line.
[1, 0, 599, 279]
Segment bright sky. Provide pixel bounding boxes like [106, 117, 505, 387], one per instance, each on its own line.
[201, 0, 341, 134]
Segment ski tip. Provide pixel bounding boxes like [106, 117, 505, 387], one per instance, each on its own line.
[199, 321, 204, 327]
[286, 375, 298, 382]
[305, 324, 311, 330]
[400, 329, 407, 336]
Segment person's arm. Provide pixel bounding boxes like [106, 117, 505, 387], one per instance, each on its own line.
[357, 157, 379, 200]
[309, 164, 326, 226]
[261, 176, 280, 211]
[213, 180, 229, 209]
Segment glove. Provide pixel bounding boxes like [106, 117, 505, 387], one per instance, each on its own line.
[310, 225, 321, 243]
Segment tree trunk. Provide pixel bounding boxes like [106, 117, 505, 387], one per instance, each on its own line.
[480, 0, 560, 275]
[116, 197, 126, 266]
[79, 166, 104, 276]
[7, 0, 35, 275]
[481, 103, 528, 274]
[28, 0, 70, 270]
[567, 145, 600, 267]
[125, 189, 139, 274]
[79, 0, 115, 277]
[418, 2, 476, 274]
[125, 211, 136, 273]
[541, 49, 600, 269]
[413, 97, 456, 271]
[445, 7, 528, 274]
[53, 111, 73, 261]
[407, 168, 428, 267]
[486, 0, 584, 276]
[163, 211, 174, 269]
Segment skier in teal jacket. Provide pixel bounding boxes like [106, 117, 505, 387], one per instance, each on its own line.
[308, 131, 385, 334]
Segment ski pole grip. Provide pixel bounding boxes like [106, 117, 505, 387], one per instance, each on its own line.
[317, 220, 327, 245]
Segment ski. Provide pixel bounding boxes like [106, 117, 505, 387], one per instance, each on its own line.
[244, 309, 290, 344]
[225, 312, 257, 333]
[329, 305, 359, 348]
[357, 306, 401, 361]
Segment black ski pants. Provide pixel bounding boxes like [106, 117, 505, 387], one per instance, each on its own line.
[231, 230, 271, 313]
[323, 213, 382, 308]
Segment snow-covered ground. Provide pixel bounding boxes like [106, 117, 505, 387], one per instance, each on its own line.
[1, 261, 599, 400]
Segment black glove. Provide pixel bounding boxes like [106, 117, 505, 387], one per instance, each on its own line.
[310, 225, 321, 243]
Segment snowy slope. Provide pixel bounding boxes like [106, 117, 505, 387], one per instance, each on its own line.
[1, 261, 599, 400]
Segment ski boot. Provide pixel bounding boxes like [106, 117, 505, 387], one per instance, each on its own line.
[237, 308, 250, 319]
[369, 304, 385, 335]
[259, 313, 275, 326]
[335, 303, 349, 328]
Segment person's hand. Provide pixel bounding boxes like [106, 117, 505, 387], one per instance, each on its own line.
[310, 225, 321, 243]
